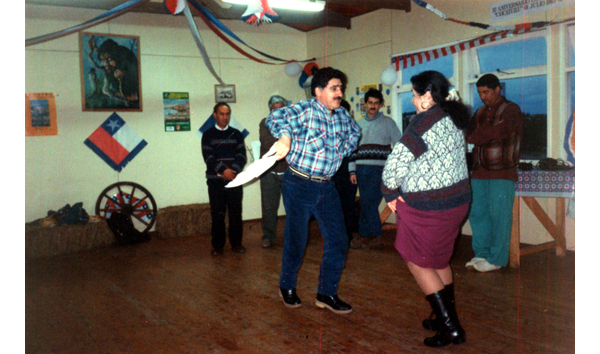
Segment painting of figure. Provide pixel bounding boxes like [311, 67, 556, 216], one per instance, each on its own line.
[80, 32, 142, 111]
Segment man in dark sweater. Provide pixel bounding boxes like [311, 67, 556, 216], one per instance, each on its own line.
[201, 103, 247, 256]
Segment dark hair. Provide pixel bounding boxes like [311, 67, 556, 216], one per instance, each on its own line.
[310, 67, 347, 97]
[213, 102, 231, 113]
[476, 73, 501, 89]
[410, 70, 470, 130]
[364, 88, 384, 104]
[340, 99, 351, 112]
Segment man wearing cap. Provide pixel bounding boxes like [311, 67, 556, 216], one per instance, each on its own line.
[258, 95, 289, 248]
[266, 67, 361, 315]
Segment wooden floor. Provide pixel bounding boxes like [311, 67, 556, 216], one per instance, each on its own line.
[26, 219, 575, 354]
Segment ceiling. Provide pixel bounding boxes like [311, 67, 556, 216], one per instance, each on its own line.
[26, 0, 411, 32]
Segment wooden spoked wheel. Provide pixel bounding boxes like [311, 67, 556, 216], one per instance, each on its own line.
[95, 181, 157, 233]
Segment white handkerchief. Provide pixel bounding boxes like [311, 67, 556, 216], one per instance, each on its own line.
[226, 145, 278, 188]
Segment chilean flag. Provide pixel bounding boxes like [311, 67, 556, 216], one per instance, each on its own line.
[84, 113, 147, 172]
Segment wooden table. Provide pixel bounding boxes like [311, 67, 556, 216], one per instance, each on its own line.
[509, 170, 575, 268]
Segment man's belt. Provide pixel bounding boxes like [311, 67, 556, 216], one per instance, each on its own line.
[289, 166, 330, 182]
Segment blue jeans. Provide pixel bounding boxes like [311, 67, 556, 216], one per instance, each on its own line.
[356, 165, 384, 238]
[469, 179, 515, 267]
[279, 169, 349, 296]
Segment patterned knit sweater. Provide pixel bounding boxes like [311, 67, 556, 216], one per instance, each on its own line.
[382, 105, 471, 211]
[201, 126, 247, 180]
[348, 112, 402, 174]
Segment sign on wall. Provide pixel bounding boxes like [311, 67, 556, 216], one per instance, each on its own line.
[490, 0, 574, 23]
[25, 93, 58, 136]
[163, 92, 191, 132]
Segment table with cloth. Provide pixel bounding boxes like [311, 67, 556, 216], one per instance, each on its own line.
[510, 169, 575, 268]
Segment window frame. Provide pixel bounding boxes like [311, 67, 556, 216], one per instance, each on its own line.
[390, 22, 574, 161]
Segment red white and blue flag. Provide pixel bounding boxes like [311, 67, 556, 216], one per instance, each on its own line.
[563, 110, 575, 165]
[84, 112, 147, 172]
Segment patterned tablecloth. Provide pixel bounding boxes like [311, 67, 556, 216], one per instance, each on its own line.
[516, 169, 575, 198]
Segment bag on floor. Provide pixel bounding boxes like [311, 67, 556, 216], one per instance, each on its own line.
[106, 212, 150, 246]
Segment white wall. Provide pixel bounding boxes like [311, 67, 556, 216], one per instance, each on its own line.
[25, 4, 307, 223]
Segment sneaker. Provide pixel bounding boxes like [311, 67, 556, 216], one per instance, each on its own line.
[473, 260, 501, 272]
[350, 235, 370, 249]
[261, 238, 272, 248]
[465, 257, 485, 269]
[362, 236, 383, 250]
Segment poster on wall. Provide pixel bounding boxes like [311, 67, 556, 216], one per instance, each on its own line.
[25, 93, 58, 136]
[79, 32, 142, 112]
[163, 92, 191, 132]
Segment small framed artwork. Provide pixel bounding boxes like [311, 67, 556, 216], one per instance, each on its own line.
[79, 32, 142, 111]
[214, 84, 236, 103]
[26, 93, 58, 136]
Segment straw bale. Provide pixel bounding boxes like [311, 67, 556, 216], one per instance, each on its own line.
[25, 221, 115, 261]
[155, 203, 212, 239]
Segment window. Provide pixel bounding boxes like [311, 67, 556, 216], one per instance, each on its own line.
[465, 32, 548, 160]
[396, 54, 455, 132]
[390, 22, 574, 161]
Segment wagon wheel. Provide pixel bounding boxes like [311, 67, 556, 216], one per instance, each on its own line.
[95, 181, 158, 233]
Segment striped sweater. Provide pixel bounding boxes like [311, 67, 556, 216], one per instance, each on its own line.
[348, 112, 402, 174]
[382, 105, 471, 211]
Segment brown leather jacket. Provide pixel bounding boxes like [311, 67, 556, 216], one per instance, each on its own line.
[466, 97, 522, 180]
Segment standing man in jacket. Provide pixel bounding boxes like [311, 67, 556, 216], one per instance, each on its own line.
[466, 74, 523, 272]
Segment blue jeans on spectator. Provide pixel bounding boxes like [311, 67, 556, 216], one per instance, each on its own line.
[356, 165, 384, 238]
[279, 169, 349, 296]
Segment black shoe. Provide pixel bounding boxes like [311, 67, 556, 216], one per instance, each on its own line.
[231, 245, 246, 253]
[279, 288, 302, 308]
[211, 248, 223, 256]
[315, 294, 352, 314]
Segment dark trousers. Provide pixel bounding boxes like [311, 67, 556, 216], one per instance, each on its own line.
[279, 170, 349, 296]
[260, 172, 284, 242]
[207, 179, 243, 249]
[333, 172, 357, 240]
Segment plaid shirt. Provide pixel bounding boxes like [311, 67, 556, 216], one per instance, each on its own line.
[266, 98, 361, 178]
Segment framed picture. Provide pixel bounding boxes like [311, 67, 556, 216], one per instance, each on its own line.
[214, 84, 236, 103]
[26, 93, 58, 136]
[79, 32, 142, 112]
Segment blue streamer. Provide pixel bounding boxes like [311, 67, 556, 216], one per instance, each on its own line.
[26, 0, 151, 46]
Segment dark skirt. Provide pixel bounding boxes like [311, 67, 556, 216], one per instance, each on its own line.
[394, 200, 469, 269]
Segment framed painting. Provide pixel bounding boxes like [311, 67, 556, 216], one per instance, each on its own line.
[214, 84, 236, 103]
[26, 93, 58, 136]
[79, 32, 142, 112]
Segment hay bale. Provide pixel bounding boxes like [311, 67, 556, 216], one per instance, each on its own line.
[155, 203, 212, 239]
[25, 221, 115, 261]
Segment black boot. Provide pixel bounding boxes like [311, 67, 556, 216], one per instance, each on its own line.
[422, 283, 454, 331]
[423, 287, 466, 347]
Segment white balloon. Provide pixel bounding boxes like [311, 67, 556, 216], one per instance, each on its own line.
[285, 61, 302, 77]
[381, 64, 398, 86]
